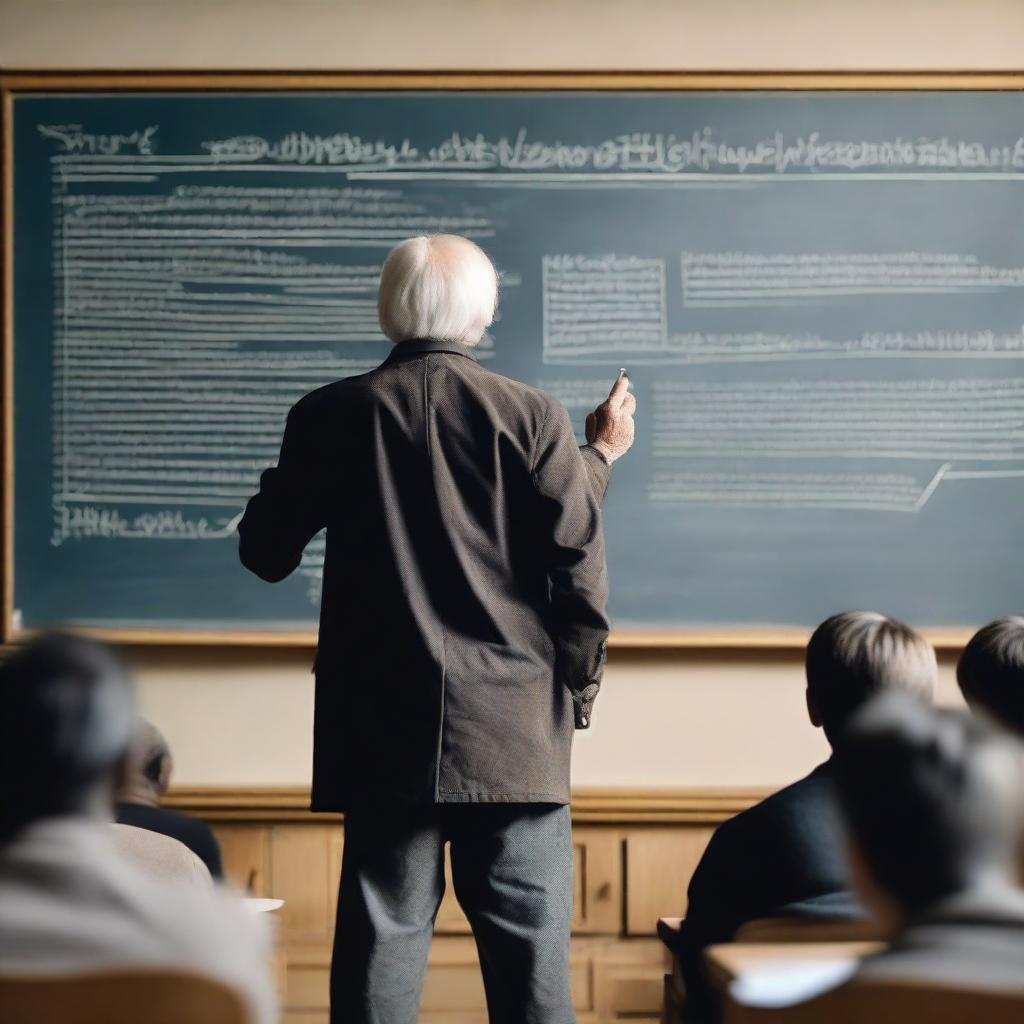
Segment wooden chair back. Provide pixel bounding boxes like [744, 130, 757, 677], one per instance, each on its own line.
[0, 970, 251, 1024]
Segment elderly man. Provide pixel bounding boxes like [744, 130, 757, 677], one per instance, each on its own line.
[239, 234, 636, 1024]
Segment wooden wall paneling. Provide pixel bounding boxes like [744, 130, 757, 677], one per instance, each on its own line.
[171, 792, 745, 1021]
[271, 824, 342, 939]
[213, 823, 271, 896]
[408, 828, 625, 937]
[327, 827, 344, 920]
[165, 786, 764, 825]
[421, 938, 600, 1018]
[434, 845, 473, 934]
[573, 827, 622, 934]
[624, 826, 716, 935]
[279, 920, 618, 1019]
[282, 942, 330, 1012]
[421, 1015, 501, 1024]
[569, 941, 597, 1016]
[420, 1015, 499, 1024]
[420, 937, 487, 1013]
[592, 938, 666, 1022]
[283, 935, 496, 1018]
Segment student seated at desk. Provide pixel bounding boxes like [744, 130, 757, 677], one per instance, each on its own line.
[0, 633, 274, 1024]
[673, 611, 937, 1022]
[833, 691, 1024, 995]
[116, 717, 224, 879]
[956, 616, 1024, 737]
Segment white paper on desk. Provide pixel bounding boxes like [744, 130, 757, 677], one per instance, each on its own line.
[243, 898, 285, 914]
[729, 959, 858, 1008]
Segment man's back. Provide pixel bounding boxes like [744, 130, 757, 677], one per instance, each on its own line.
[685, 762, 851, 939]
[0, 817, 274, 1024]
[115, 802, 223, 879]
[677, 761, 857, 1020]
[239, 337, 610, 811]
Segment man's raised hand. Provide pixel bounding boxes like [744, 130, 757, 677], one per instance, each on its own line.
[585, 370, 637, 464]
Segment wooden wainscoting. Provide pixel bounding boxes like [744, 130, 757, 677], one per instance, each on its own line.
[166, 788, 766, 1024]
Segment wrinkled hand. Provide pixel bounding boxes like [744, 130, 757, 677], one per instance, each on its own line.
[585, 373, 636, 463]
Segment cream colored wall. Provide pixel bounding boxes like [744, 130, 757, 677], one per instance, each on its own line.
[128, 646, 964, 789]
[1, 0, 998, 788]
[2, 0, 1023, 71]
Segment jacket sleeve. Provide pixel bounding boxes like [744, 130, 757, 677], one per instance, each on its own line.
[238, 400, 326, 583]
[579, 444, 612, 505]
[533, 402, 611, 729]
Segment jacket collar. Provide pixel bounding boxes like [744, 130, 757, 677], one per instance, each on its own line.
[383, 337, 479, 365]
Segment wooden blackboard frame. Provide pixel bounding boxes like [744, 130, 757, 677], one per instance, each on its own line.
[4, 69, 1023, 649]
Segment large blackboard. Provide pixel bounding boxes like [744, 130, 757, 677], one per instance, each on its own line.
[5, 75, 1024, 643]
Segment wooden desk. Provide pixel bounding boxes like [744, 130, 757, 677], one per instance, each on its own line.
[704, 941, 883, 994]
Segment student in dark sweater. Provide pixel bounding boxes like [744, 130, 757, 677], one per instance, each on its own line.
[115, 718, 223, 879]
[833, 693, 1024, 1001]
[676, 611, 938, 1022]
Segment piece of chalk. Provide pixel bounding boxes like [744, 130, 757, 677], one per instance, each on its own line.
[618, 367, 628, 377]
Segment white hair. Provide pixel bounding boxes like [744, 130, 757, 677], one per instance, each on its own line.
[377, 235, 498, 347]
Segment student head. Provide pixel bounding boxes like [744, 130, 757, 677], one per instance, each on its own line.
[833, 692, 1024, 926]
[0, 633, 135, 842]
[377, 234, 499, 347]
[123, 717, 174, 804]
[957, 616, 1024, 737]
[805, 611, 937, 746]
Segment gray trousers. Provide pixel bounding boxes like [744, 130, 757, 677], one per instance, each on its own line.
[330, 803, 574, 1024]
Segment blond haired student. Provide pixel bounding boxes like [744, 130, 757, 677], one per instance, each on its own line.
[673, 611, 937, 1023]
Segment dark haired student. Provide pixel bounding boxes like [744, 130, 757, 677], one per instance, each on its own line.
[834, 692, 1024, 994]
[957, 616, 1024, 737]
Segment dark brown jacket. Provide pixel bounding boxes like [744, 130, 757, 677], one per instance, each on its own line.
[239, 337, 611, 810]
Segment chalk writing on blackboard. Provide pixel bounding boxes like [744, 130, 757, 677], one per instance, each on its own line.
[17, 91, 1024, 632]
